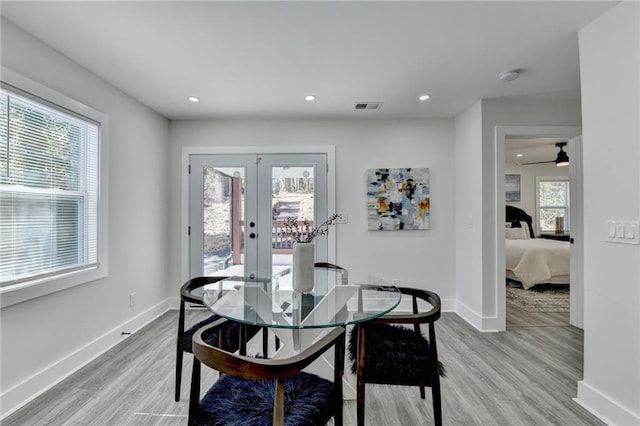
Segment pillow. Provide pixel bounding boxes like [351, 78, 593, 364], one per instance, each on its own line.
[505, 227, 529, 240]
[519, 221, 534, 238]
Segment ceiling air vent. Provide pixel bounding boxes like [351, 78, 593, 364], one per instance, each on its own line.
[354, 102, 383, 111]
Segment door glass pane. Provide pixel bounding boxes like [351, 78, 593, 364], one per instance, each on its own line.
[203, 166, 245, 275]
[271, 166, 315, 283]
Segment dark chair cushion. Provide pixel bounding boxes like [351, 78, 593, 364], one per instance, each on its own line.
[193, 372, 337, 426]
[348, 323, 446, 384]
[179, 315, 261, 353]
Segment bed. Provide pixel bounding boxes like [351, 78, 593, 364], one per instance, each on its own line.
[505, 206, 570, 289]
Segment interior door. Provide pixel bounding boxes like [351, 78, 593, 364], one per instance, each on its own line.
[567, 136, 584, 328]
[189, 153, 328, 281]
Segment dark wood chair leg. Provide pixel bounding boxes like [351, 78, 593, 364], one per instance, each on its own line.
[175, 347, 183, 401]
[334, 327, 345, 426]
[188, 359, 201, 425]
[262, 327, 269, 357]
[176, 301, 186, 401]
[432, 376, 442, 426]
[239, 324, 247, 356]
[356, 325, 366, 426]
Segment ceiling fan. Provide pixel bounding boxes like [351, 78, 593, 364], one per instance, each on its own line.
[520, 141, 570, 167]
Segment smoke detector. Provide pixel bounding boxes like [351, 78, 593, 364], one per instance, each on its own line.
[498, 69, 520, 82]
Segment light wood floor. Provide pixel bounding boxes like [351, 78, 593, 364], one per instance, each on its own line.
[506, 300, 570, 328]
[3, 310, 603, 426]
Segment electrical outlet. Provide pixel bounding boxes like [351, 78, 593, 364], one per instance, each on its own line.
[336, 213, 348, 224]
[129, 293, 136, 307]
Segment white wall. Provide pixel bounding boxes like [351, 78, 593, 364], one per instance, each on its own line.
[0, 19, 171, 416]
[454, 100, 582, 329]
[169, 119, 456, 303]
[505, 162, 569, 234]
[454, 101, 484, 322]
[578, 2, 640, 424]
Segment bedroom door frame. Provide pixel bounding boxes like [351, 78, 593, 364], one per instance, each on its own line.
[495, 126, 583, 330]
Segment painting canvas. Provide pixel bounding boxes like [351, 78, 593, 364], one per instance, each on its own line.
[367, 168, 430, 230]
[505, 174, 521, 201]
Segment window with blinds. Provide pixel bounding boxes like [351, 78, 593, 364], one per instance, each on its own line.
[537, 178, 570, 233]
[0, 85, 100, 286]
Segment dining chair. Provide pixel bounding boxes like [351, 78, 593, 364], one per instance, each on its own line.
[189, 317, 345, 426]
[348, 286, 445, 426]
[175, 276, 264, 401]
[314, 262, 348, 285]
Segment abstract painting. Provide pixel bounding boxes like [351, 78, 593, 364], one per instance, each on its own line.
[367, 168, 430, 230]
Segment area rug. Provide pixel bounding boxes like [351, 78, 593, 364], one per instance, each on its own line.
[506, 282, 570, 313]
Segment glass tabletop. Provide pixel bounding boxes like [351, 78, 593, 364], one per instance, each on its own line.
[202, 274, 401, 329]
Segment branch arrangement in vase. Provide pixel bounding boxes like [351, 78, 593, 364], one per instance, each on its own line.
[282, 213, 339, 243]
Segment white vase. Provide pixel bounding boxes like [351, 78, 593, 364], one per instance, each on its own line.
[292, 241, 314, 292]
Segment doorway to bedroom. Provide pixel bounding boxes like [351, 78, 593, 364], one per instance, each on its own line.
[504, 140, 571, 328]
[496, 126, 583, 330]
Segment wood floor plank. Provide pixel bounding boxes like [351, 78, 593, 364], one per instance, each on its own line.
[3, 310, 603, 426]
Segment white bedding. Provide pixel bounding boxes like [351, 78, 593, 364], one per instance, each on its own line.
[505, 238, 570, 289]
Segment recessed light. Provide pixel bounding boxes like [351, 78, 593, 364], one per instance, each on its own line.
[516, 153, 524, 157]
[418, 94, 431, 101]
[188, 96, 200, 103]
[305, 95, 316, 101]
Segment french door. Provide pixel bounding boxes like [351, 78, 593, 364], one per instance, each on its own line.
[189, 153, 328, 280]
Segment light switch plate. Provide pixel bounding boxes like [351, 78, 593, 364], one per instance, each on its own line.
[606, 220, 640, 244]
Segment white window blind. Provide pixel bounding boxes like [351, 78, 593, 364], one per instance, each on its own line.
[0, 86, 100, 286]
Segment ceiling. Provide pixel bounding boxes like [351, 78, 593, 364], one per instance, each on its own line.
[505, 137, 569, 166]
[1, 1, 617, 120]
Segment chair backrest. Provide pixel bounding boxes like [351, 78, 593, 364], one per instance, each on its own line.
[374, 286, 441, 360]
[368, 286, 441, 325]
[314, 262, 349, 285]
[190, 318, 345, 425]
[178, 276, 228, 337]
[180, 276, 228, 305]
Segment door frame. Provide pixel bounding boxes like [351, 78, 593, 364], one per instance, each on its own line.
[181, 145, 336, 283]
[495, 126, 583, 331]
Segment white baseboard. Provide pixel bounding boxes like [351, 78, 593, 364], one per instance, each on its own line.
[575, 381, 640, 426]
[454, 300, 501, 332]
[0, 299, 172, 420]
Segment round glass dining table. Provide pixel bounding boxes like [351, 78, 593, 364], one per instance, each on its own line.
[201, 268, 401, 382]
[201, 272, 401, 330]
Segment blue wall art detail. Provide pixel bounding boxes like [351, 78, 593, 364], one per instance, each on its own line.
[367, 168, 430, 231]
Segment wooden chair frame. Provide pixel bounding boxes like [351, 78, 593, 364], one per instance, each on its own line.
[354, 286, 442, 426]
[175, 276, 268, 401]
[190, 318, 346, 426]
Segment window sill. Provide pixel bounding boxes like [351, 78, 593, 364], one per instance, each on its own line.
[0, 265, 107, 308]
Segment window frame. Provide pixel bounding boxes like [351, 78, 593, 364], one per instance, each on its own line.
[0, 68, 109, 308]
[535, 176, 570, 235]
